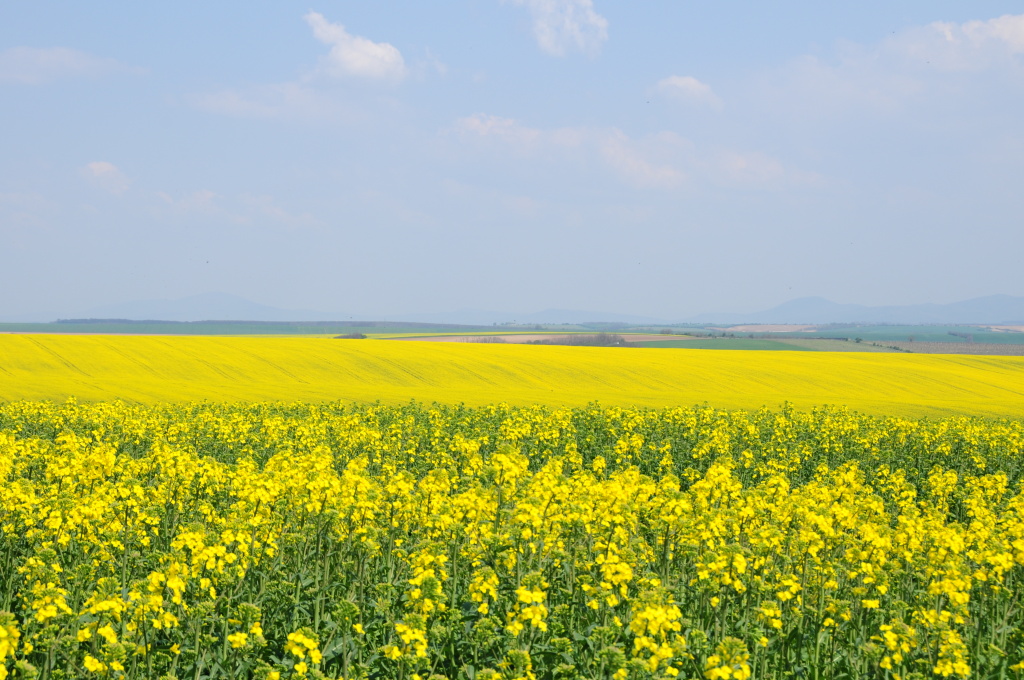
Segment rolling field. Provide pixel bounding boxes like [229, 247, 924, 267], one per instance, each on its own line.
[4, 335, 1024, 678]
[1, 334, 1024, 417]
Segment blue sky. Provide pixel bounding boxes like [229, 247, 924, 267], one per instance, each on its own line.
[2, 1, 1023, 321]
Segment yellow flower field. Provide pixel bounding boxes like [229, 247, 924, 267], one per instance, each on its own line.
[2, 399, 1024, 679]
[1, 334, 1024, 417]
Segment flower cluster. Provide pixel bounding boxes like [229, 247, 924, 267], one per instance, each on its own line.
[0, 399, 1023, 678]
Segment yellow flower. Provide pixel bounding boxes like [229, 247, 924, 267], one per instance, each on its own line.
[83, 655, 107, 673]
[96, 624, 117, 645]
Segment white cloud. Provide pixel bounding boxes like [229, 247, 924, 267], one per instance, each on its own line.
[889, 14, 1024, 71]
[508, 0, 609, 57]
[304, 11, 406, 80]
[656, 75, 723, 108]
[82, 162, 130, 195]
[761, 13, 1024, 119]
[0, 47, 135, 84]
[190, 12, 418, 120]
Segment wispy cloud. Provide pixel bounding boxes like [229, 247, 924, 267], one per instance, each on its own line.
[453, 113, 543, 149]
[452, 114, 685, 188]
[715, 151, 789, 185]
[0, 47, 138, 84]
[760, 13, 1024, 119]
[157, 189, 222, 214]
[452, 113, 817, 190]
[156, 190, 320, 230]
[597, 130, 688, 188]
[889, 13, 1024, 71]
[239, 194, 321, 230]
[191, 12, 408, 120]
[81, 162, 131, 195]
[656, 75, 723, 108]
[0, 192, 49, 240]
[507, 0, 609, 57]
[304, 11, 407, 80]
[188, 82, 350, 120]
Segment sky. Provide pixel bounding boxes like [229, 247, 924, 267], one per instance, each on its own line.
[2, 1, 1023, 322]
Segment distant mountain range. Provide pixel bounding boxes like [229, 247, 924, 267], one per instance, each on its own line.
[80, 293, 342, 323]
[380, 308, 668, 326]
[9, 292, 1022, 326]
[68, 294, 669, 325]
[685, 295, 1024, 325]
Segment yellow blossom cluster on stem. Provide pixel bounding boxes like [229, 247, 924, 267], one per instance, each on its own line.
[0, 399, 1023, 678]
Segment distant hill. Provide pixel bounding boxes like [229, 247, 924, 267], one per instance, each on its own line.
[11, 292, 1023, 327]
[68, 294, 667, 327]
[70, 296, 666, 326]
[385, 308, 669, 326]
[686, 295, 1024, 325]
[82, 292, 343, 323]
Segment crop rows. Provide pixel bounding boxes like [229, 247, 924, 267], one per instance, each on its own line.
[2, 399, 1024, 679]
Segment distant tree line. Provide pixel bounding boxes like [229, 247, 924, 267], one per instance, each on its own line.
[527, 333, 633, 347]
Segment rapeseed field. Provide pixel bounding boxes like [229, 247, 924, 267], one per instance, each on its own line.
[1, 334, 1024, 417]
[3, 399, 1024, 679]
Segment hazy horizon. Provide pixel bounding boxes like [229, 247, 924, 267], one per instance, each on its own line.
[3, 2, 1023, 321]
[4, 290, 1024, 327]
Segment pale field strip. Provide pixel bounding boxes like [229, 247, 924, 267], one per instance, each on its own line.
[884, 341, 1024, 356]
[1, 334, 1023, 418]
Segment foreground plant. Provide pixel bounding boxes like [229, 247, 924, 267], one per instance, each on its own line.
[1, 399, 1024, 678]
